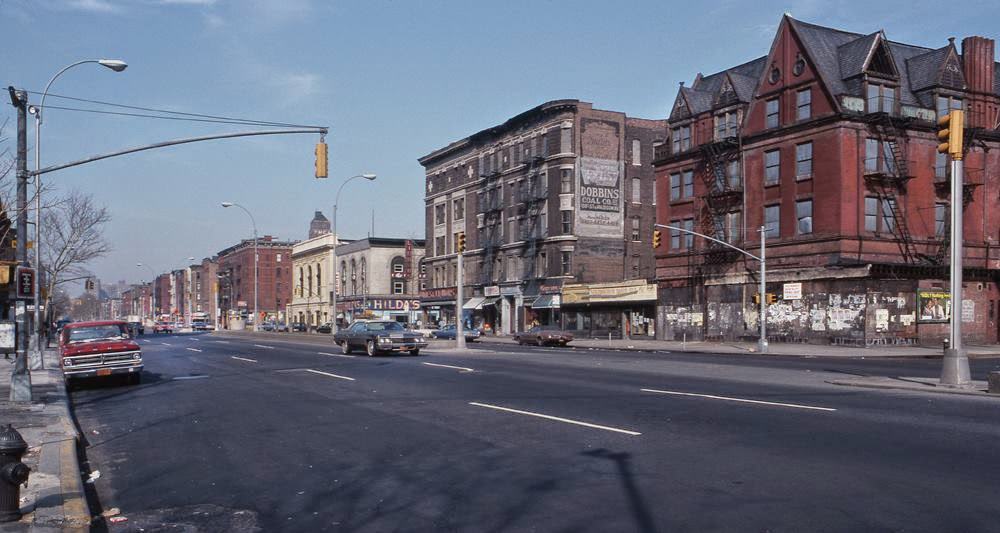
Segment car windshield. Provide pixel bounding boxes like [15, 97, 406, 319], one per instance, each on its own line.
[66, 324, 128, 344]
[366, 322, 405, 332]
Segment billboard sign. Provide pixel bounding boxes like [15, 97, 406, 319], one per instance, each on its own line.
[917, 290, 950, 323]
[577, 157, 623, 237]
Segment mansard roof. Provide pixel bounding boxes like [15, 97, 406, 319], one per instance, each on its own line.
[668, 57, 766, 120]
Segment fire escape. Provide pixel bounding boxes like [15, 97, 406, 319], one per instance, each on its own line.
[520, 155, 547, 278]
[698, 136, 743, 265]
[479, 165, 504, 285]
[862, 111, 919, 263]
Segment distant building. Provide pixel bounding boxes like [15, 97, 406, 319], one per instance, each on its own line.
[332, 237, 425, 326]
[217, 236, 295, 327]
[309, 211, 331, 239]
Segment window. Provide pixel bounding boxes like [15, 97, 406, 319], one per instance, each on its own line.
[765, 98, 779, 128]
[560, 169, 573, 194]
[936, 95, 963, 120]
[682, 170, 694, 198]
[867, 84, 894, 113]
[796, 88, 811, 120]
[276, 254, 282, 262]
[796, 200, 813, 235]
[881, 198, 896, 233]
[715, 111, 739, 139]
[727, 160, 741, 188]
[669, 221, 680, 249]
[670, 173, 681, 200]
[435, 236, 445, 256]
[865, 197, 879, 232]
[796, 142, 813, 179]
[682, 218, 694, 248]
[434, 204, 446, 225]
[508, 219, 517, 243]
[865, 138, 896, 174]
[393, 281, 404, 294]
[632, 177, 641, 203]
[631, 139, 641, 166]
[560, 251, 573, 276]
[392, 261, 404, 274]
[561, 210, 573, 234]
[726, 211, 742, 243]
[935, 152, 948, 181]
[652, 176, 657, 205]
[631, 216, 641, 241]
[541, 133, 548, 157]
[671, 125, 691, 153]
[765, 149, 780, 185]
[453, 198, 465, 220]
[536, 252, 547, 276]
[765, 205, 780, 239]
[935, 203, 947, 236]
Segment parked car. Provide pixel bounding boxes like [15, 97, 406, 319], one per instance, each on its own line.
[127, 321, 144, 336]
[274, 322, 290, 332]
[333, 320, 427, 356]
[432, 324, 481, 342]
[60, 320, 143, 385]
[260, 322, 276, 332]
[316, 322, 333, 334]
[514, 325, 574, 347]
[153, 321, 173, 334]
[291, 322, 307, 332]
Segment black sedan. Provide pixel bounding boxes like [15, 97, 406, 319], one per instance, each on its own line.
[513, 325, 574, 346]
[431, 324, 481, 342]
[333, 321, 427, 356]
[316, 323, 333, 334]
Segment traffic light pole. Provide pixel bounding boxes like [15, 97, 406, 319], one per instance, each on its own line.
[654, 223, 768, 354]
[455, 250, 466, 350]
[941, 156, 970, 385]
[8, 88, 32, 402]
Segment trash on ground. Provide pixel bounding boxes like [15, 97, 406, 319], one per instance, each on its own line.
[86, 470, 101, 483]
[101, 507, 121, 518]
[109, 515, 128, 524]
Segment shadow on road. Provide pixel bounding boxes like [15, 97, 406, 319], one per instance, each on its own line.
[583, 448, 658, 533]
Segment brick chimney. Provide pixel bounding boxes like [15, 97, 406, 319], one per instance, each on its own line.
[961, 36, 998, 128]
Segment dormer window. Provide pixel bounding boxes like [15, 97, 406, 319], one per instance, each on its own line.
[936, 95, 963, 120]
[715, 111, 739, 140]
[796, 88, 812, 120]
[671, 125, 691, 154]
[866, 83, 894, 113]
[765, 98, 780, 129]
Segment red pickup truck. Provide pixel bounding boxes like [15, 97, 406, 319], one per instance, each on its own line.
[60, 320, 143, 385]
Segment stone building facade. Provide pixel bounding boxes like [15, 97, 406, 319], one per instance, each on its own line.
[217, 236, 295, 327]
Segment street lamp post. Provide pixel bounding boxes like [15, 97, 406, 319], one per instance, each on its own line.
[29, 58, 127, 368]
[330, 174, 376, 335]
[221, 202, 259, 331]
[654, 223, 768, 354]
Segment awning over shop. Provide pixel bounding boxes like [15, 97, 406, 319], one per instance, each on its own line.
[481, 296, 501, 308]
[529, 295, 561, 309]
[463, 297, 485, 310]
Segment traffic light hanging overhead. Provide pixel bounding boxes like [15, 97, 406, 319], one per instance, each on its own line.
[937, 110, 964, 160]
[652, 229, 662, 248]
[315, 141, 328, 179]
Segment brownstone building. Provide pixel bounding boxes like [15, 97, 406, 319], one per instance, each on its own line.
[654, 15, 1000, 345]
[217, 236, 295, 326]
[420, 100, 666, 337]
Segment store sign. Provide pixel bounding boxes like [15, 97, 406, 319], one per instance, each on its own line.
[366, 299, 420, 311]
[562, 280, 656, 305]
[540, 284, 563, 295]
[15, 266, 34, 300]
[917, 290, 950, 323]
[783, 282, 802, 300]
[420, 287, 456, 300]
[500, 286, 522, 296]
[484, 286, 500, 297]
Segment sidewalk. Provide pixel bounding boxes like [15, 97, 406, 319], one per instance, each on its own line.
[0, 349, 89, 532]
[474, 335, 1000, 358]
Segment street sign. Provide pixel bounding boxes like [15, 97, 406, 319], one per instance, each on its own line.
[15, 266, 34, 300]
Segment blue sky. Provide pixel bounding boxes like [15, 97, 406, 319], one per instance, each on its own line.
[3, 0, 998, 288]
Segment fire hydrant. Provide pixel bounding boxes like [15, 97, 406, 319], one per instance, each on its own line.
[0, 425, 30, 522]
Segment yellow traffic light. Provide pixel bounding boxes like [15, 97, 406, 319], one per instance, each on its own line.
[766, 293, 777, 305]
[315, 142, 328, 179]
[457, 232, 466, 253]
[652, 229, 662, 248]
[937, 110, 964, 160]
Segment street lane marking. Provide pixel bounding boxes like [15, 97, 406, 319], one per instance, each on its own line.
[173, 375, 209, 381]
[161, 343, 172, 346]
[469, 402, 641, 436]
[318, 351, 353, 358]
[253, 344, 274, 349]
[423, 362, 474, 372]
[231, 356, 258, 363]
[212, 340, 230, 344]
[304, 369, 355, 381]
[186, 348, 203, 353]
[191, 337, 200, 341]
[140, 339, 151, 344]
[640, 389, 837, 412]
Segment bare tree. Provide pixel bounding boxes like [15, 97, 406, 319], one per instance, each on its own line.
[70, 291, 99, 321]
[40, 190, 112, 323]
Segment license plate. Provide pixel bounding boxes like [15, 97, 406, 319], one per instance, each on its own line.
[97, 368, 112, 376]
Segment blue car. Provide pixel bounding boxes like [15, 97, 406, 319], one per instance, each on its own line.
[431, 325, 481, 342]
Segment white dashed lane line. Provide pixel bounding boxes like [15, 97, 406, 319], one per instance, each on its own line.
[422, 362, 474, 373]
[303, 369, 355, 381]
[469, 402, 641, 436]
[253, 344, 274, 350]
[186, 348, 202, 353]
[318, 351, 353, 358]
[231, 356, 258, 363]
[161, 343, 172, 346]
[640, 388, 837, 412]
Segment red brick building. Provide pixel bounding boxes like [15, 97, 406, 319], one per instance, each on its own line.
[217, 236, 295, 326]
[654, 16, 1000, 345]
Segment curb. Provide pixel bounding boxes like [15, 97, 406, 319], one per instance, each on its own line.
[827, 378, 997, 398]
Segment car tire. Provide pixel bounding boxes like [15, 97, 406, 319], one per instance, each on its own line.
[366, 340, 377, 357]
[410, 349, 420, 356]
[340, 341, 352, 355]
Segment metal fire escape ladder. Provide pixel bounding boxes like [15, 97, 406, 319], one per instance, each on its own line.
[698, 137, 742, 264]
[520, 155, 546, 279]
[479, 167, 504, 285]
[863, 112, 919, 264]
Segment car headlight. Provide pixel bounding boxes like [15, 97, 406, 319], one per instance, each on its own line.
[133, 353, 142, 360]
[377, 336, 392, 344]
[63, 358, 73, 367]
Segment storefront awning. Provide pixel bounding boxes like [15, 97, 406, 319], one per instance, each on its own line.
[463, 297, 486, 310]
[481, 296, 501, 308]
[529, 295, 561, 309]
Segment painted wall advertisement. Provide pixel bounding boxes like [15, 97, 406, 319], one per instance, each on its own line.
[917, 290, 950, 323]
[577, 156, 623, 237]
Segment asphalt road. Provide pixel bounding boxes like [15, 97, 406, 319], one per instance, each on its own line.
[70, 332, 1000, 532]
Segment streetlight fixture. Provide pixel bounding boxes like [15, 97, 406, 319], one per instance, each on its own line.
[30, 58, 127, 368]
[221, 202, 259, 331]
[331, 173, 376, 335]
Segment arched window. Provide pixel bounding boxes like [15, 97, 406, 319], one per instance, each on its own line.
[340, 261, 347, 294]
[360, 258, 367, 295]
[298, 267, 304, 297]
[307, 265, 313, 297]
[350, 259, 357, 295]
[315, 263, 322, 296]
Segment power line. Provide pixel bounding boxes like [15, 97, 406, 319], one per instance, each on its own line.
[22, 89, 324, 129]
[35, 104, 327, 130]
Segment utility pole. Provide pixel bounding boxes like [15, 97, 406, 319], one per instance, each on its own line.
[456, 248, 466, 350]
[8, 87, 31, 402]
[938, 109, 970, 385]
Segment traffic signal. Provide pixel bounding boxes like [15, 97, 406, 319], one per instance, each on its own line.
[85, 279, 94, 291]
[937, 109, 964, 160]
[315, 141, 328, 179]
[766, 293, 777, 305]
[457, 232, 466, 253]
[652, 229, 662, 248]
